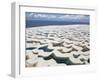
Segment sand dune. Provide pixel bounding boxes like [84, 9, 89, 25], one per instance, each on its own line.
[25, 25, 90, 67]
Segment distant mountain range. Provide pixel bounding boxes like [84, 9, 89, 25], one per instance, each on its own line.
[26, 19, 89, 27]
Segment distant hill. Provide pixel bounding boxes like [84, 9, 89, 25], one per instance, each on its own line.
[26, 20, 89, 27]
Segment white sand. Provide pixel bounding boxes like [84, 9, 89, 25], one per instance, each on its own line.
[25, 25, 90, 67]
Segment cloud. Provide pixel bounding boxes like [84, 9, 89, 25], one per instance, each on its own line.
[34, 14, 47, 18]
[59, 14, 88, 20]
[33, 14, 58, 19]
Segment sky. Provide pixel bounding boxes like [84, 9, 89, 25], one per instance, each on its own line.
[25, 12, 90, 27]
[26, 12, 89, 22]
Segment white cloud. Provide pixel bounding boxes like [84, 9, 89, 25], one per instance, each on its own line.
[34, 14, 47, 18]
[59, 14, 87, 20]
[29, 13, 34, 17]
[35, 14, 57, 18]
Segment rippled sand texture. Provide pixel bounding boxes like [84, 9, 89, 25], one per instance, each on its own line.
[25, 25, 90, 67]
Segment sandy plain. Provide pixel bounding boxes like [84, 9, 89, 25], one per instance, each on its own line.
[25, 25, 90, 67]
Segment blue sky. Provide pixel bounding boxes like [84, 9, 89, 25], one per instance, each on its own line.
[26, 12, 89, 22]
[25, 12, 90, 27]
